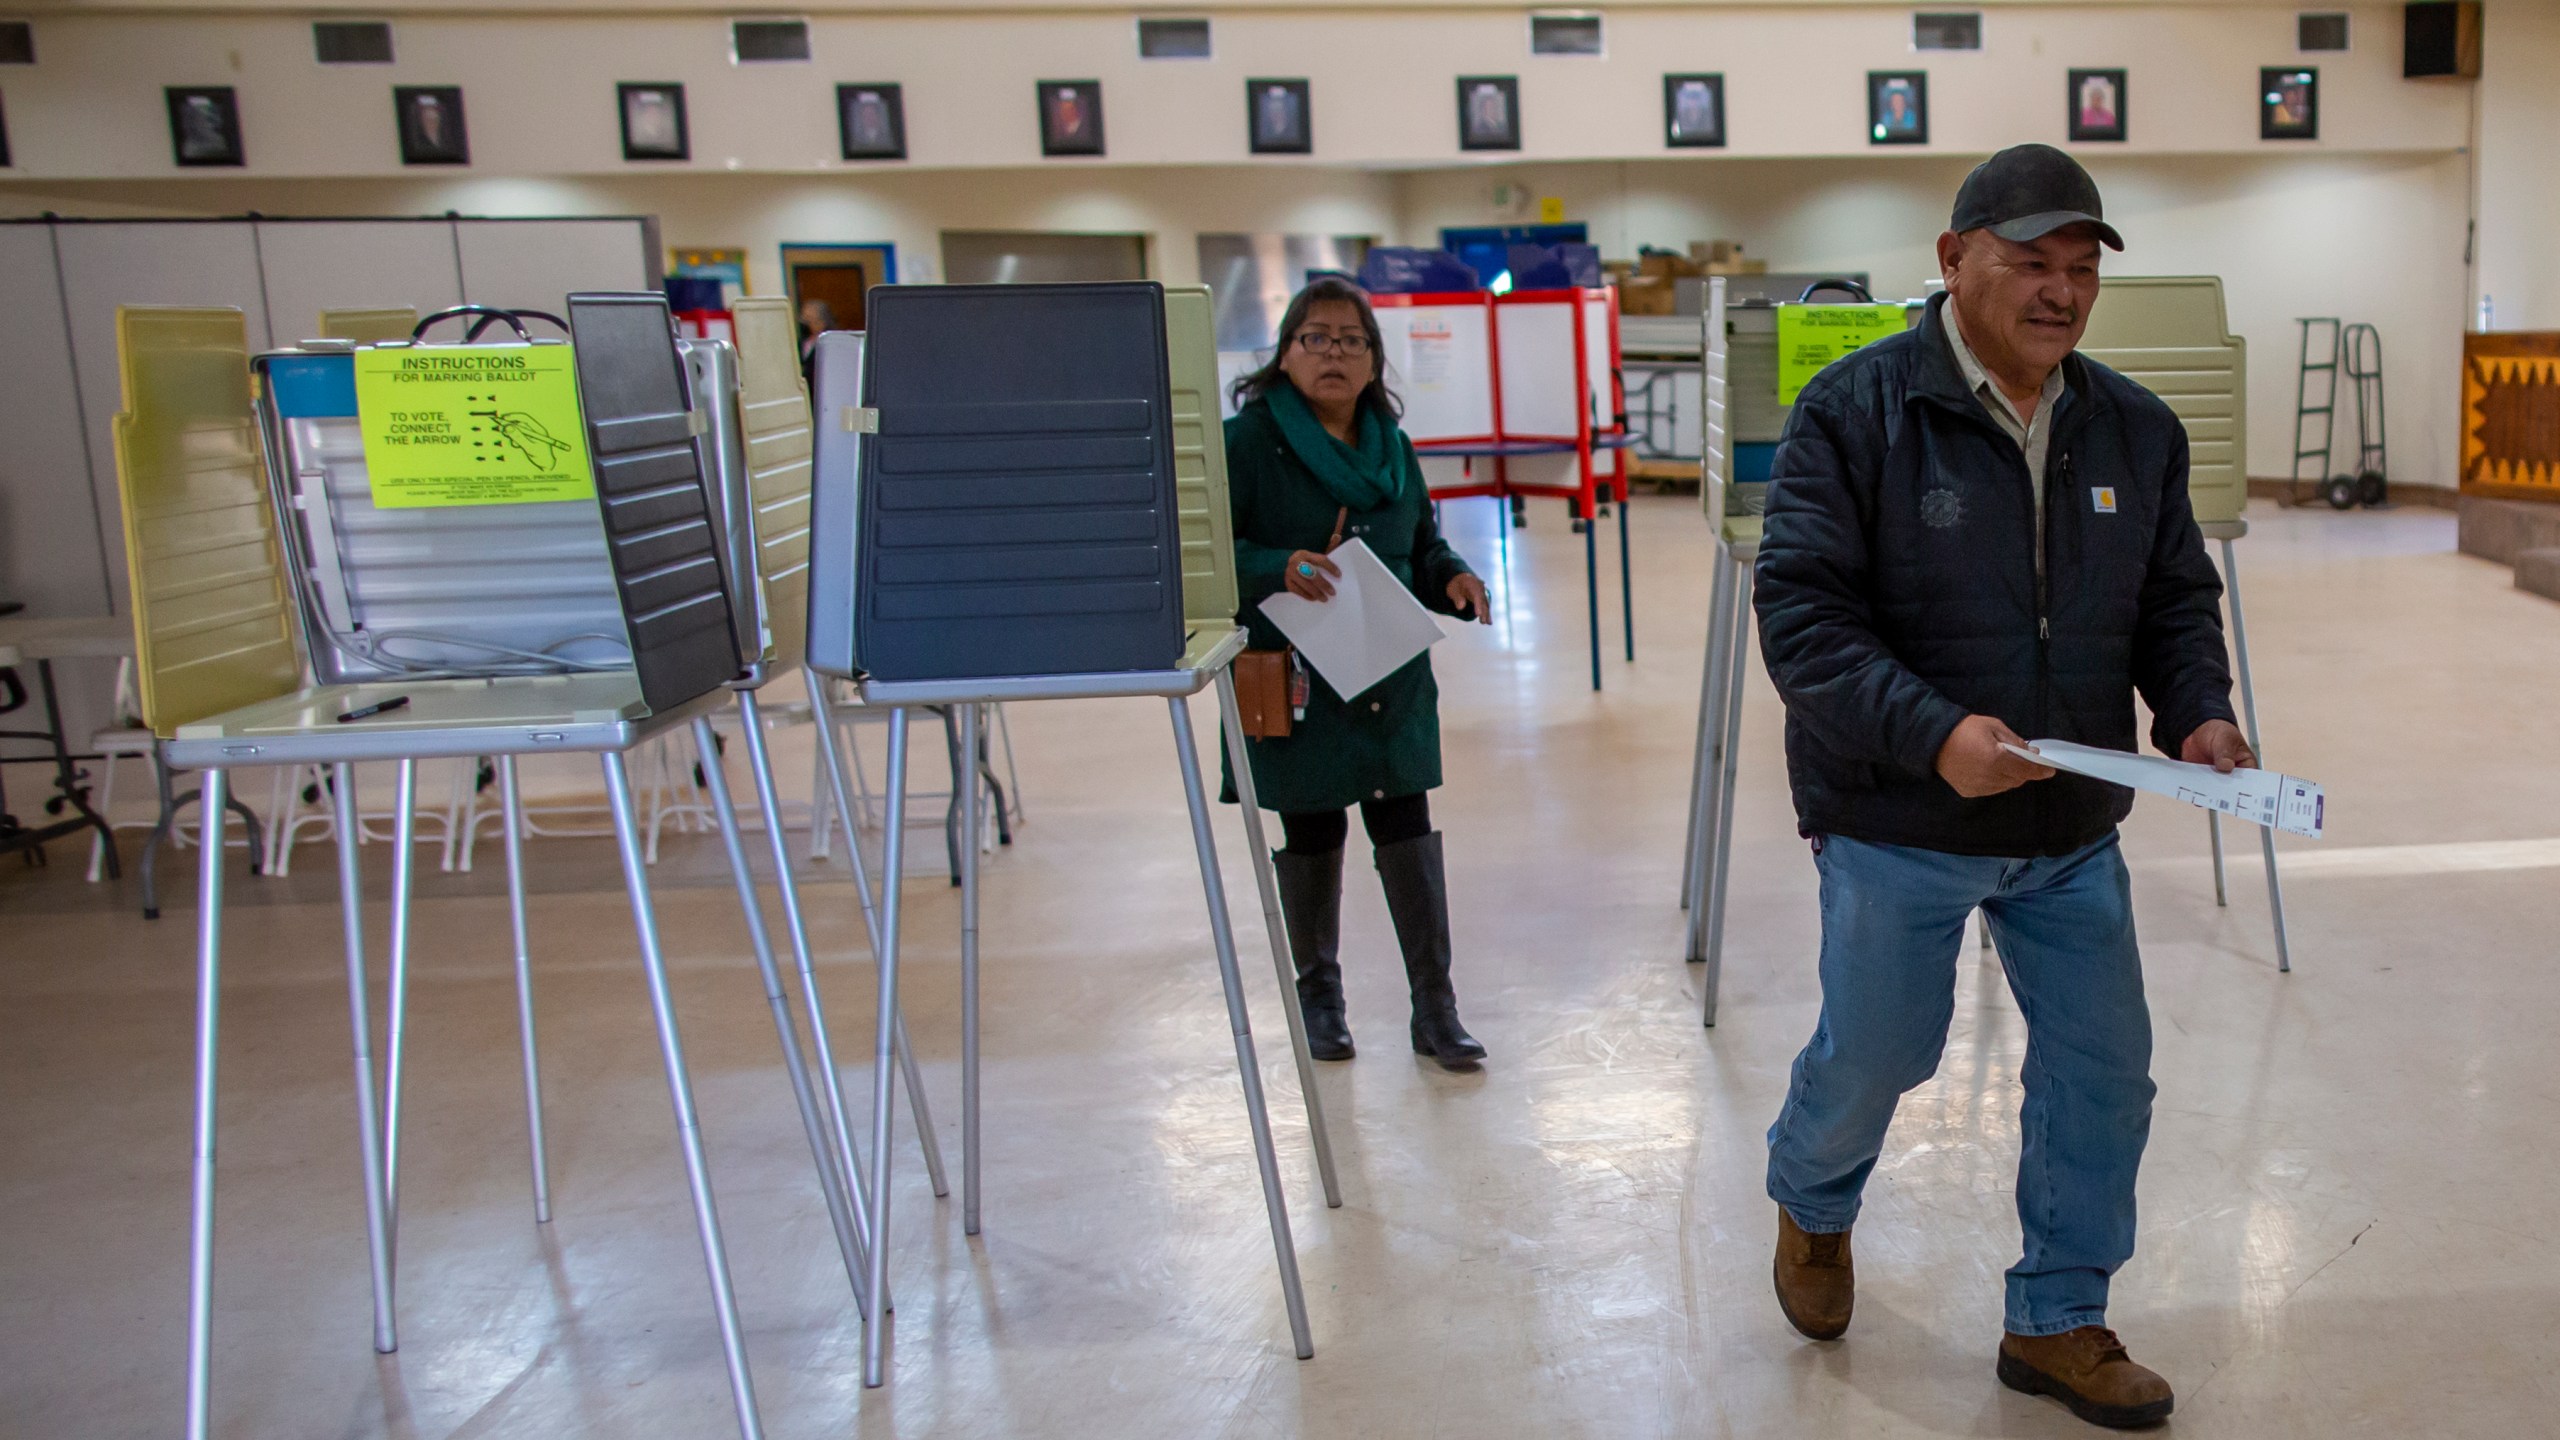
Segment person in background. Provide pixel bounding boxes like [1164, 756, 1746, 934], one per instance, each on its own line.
[1752, 144, 2251, 1428]
[796, 298, 836, 389]
[1223, 276, 1494, 1071]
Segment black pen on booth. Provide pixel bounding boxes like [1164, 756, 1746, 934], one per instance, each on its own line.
[335, 695, 411, 724]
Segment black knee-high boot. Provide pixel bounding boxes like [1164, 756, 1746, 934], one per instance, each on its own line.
[1373, 832, 1487, 1070]
[1274, 846, 1354, 1060]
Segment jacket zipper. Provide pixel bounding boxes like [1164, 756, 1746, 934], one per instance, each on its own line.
[2035, 449, 2068, 849]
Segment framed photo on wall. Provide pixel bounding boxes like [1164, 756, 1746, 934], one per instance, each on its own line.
[838, 83, 906, 160]
[2068, 69, 2127, 143]
[1456, 75, 1520, 151]
[1038, 80, 1105, 156]
[394, 86, 469, 166]
[1663, 73, 1725, 148]
[2261, 66, 2318, 140]
[1247, 78, 1311, 155]
[618, 82, 689, 161]
[1867, 71, 1928, 145]
[166, 86, 244, 167]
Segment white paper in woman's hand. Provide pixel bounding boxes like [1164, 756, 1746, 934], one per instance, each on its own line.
[1256, 539, 1448, 701]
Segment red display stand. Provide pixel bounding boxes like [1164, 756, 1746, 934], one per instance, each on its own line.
[1402, 286, 1633, 691]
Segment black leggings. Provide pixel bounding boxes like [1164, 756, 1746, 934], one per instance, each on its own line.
[1278, 793, 1432, 855]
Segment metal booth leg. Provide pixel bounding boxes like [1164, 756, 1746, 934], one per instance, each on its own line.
[1583, 496, 1604, 691]
[1617, 480, 1636, 662]
[1214, 665, 1343, 1209]
[496, 758, 553, 1224]
[181, 769, 228, 1440]
[2221, 537, 2293, 973]
[1682, 541, 1738, 926]
[861, 708, 914, 1388]
[1700, 561, 1752, 1026]
[1167, 693, 1315, 1361]
[691, 715, 873, 1307]
[959, 704, 983, 1237]
[2208, 812, 2229, 907]
[807, 680, 951, 1201]
[736, 690, 887, 1274]
[329, 764, 400, 1353]
[380, 759, 419, 1266]
[600, 750, 764, 1438]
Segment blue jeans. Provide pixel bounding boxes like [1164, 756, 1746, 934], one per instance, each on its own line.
[1765, 831, 2155, 1337]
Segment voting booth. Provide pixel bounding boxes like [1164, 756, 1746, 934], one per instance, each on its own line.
[1373, 286, 1635, 690]
[804, 280, 1339, 1388]
[135, 295, 889, 1440]
[1680, 275, 2290, 1029]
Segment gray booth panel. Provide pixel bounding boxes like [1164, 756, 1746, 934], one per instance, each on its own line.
[853, 281, 1185, 682]
[566, 291, 742, 714]
[254, 220, 465, 346]
[804, 330, 867, 679]
[0, 226, 110, 616]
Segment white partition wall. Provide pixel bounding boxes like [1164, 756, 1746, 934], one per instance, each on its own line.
[0, 215, 658, 628]
[0, 226, 106, 617]
[254, 220, 467, 343]
[456, 219, 656, 321]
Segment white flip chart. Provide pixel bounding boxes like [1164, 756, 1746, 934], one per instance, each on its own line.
[2004, 739, 2326, 839]
[1257, 539, 1447, 702]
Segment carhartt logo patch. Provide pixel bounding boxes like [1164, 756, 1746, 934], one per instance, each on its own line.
[2091, 487, 2118, 514]
[1920, 488, 1964, 529]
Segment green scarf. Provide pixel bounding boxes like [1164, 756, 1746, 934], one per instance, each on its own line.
[1266, 382, 1405, 512]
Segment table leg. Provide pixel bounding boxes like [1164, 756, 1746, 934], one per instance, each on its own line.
[380, 759, 418, 1270]
[2221, 537, 2292, 973]
[601, 751, 764, 1438]
[739, 690, 883, 1264]
[1702, 563, 1752, 1026]
[35, 659, 118, 876]
[693, 715, 872, 1307]
[496, 757, 552, 1224]
[182, 769, 228, 1440]
[1167, 694, 1314, 1361]
[1584, 497, 1603, 692]
[959, 703, 983, 1238]
[1214, 665, 1343, 1210]
[330, 764, 399, 1352]
[862, 708, 912, 1387]
[1617, 480, 1635, 662]
[808, 681, 950, 1202]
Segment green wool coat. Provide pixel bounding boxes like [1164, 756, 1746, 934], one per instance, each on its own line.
[1218, 391, 1478, 815]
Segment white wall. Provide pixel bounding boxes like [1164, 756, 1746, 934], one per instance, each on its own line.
[0, 5, 2466, 177]
[2474, 0, 2560, 330]
[1404, 149, 2472, 487]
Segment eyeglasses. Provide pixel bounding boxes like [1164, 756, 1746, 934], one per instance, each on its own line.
[1294, 331, 1373, 358]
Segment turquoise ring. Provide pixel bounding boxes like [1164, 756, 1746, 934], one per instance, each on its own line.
[1296, 561, 1316, 577]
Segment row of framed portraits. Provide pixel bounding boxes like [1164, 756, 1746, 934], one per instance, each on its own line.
[136, 65, 2332, 171]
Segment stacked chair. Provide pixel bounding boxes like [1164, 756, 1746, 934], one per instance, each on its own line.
[804, 281, 1340, 1386]
[120, 294, 929, 1440]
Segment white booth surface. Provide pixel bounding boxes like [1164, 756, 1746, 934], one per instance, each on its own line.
[1493, 299, 1583, 442]
[1376, 298, 1496, 444]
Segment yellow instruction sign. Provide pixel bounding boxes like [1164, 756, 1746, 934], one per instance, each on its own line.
[354, 345, 594, 508]
[1776, 304, 1910, 406]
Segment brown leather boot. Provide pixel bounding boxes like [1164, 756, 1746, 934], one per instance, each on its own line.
[1772, 1208, 1853, 1340]
[1997, 1327, 2175, 1429]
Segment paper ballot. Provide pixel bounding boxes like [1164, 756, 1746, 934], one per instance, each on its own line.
[2004, 739, 2326, 839]
[1257, 539, 1448, 701]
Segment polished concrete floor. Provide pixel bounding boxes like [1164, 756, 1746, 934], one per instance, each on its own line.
[7, 496, 2559, 1439]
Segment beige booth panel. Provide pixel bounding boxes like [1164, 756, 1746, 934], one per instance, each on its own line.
[2079, 276, 2248, 525]
[316, 307, 419, 344]
[112, 307, 303, 737]
[1165, 284, 1241, 628]
[730, 297, 817, 673]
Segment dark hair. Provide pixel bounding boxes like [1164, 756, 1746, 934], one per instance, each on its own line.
[1228, 275, 1402, 420]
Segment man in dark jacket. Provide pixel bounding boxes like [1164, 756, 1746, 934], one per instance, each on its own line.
[1753, 145, 2253, 1430]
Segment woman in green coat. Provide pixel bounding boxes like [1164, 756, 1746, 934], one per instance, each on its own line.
[1223, 276, 1492, 1071]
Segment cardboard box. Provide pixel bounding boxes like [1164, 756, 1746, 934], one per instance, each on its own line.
[1615, 275, 1678, 315]
[1689, 239, 1749, 266]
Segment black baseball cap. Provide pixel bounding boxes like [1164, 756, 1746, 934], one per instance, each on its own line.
[1950, 143, 2124, 251]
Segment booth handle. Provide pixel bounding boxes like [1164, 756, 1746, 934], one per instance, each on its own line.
[1796, 278, 1876, 304]
[412, 306, 571, 343]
